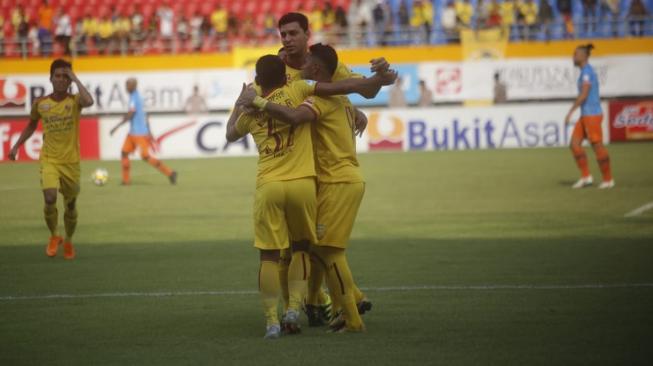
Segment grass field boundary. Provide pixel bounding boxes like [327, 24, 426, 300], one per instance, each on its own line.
[2, 283, 652, 302]
[624, 201, 653, 217]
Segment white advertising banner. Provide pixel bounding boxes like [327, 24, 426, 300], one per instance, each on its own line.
[359, 103, 609, 152]
[97, 102, 608, 160]
[0, 69, 248, 116]
[418, 54, 653, 102]
[99, 114, 256, 160]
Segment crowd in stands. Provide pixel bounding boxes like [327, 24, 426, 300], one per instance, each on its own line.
[0, 0, 650, 58]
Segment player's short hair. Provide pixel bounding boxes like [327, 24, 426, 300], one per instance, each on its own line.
[578, 43, 595, 56]
[50, 59, 71, 78]
[278, 12, 309, 32]
[308, 43, 338, 77]
[255, 55, 287, 89]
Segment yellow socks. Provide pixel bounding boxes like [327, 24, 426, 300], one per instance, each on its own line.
[287, 250, 310, 312]
[259, 261, 281, 327]
[278, 251, 290, 312]
[63, 207, 77, 243]
[314, 246, 364, 331]
[44, 203, 58, 236]
[307, 253, 326, 305]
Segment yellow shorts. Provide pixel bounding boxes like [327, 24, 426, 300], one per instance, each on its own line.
[315, 182, 365, 248]
[253, 177, 317, 251]
[40, 162, 81, 201]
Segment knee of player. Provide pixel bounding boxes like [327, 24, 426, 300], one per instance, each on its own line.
[43, 192, 57, 205]
[291, 240, 311, 253]
[260, 249, 280, 262]
[66, 198, 77, 211]
[141, 154, 151, 161]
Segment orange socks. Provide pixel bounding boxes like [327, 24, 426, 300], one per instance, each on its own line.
[594, 145, 612, 181]
[571, 145, 590, 178]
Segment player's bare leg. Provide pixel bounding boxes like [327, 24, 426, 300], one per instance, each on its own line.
[121, 151, 131, 185]
[259, 249, 281, 339]
[43, 189, 62, 257]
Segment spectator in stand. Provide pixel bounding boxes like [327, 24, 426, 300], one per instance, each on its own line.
[28, 20, 40, 55]
[557, 0, 574, 38]
[418, 80, 433, 107]
[113, 12, 131, 55]
[97, 13, 113, 54]
[389, 76, 407, 108]
[455, 0, 474, 28]
[130, 5, 146, 51]
[0, 13, 4, 56]
[441, 1, 459, 42]
[629, 0, 648, 36]
[600, 0, 620, 37]
[323, 2, 336, 30]
[309, 3, 325, 43]
[263, 13, 277, 39]
[477, 0, 491, 29]
[332, 5, 348, 45]
[177, 16, 190, 43]
[38, 0, 54, 56]
[350, 0, 372, 47]
[518, 0, 538, 40]
[423, 0, 434, 43]
[73, 18, 85, 55]
[372, 0, 386, 45]
[487, 0, 502, 28]
[241, 15, 256, 44]
[410, 0, 425, 42]
[398, 0, 411, 43]
[157, 2, 174, 52]
[500, 0, 516, 36]
[17, 10, 30, 58]
[582, 0, 598, 35]
[81, 12, 98, 52]
[189, 10, 204, 51]
[226, 12, 239, 41]
[211, 3, 228, 40]
[538, 0, 554, 40]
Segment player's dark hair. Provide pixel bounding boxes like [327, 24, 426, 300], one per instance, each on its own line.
[308, 43, 338, 77]
[278, 12, 309, 32]
[50, 58, 71, 78]
[255, 55, 287, 89]
[578, 43, 594, 57]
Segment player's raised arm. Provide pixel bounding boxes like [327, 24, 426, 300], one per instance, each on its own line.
[64, 68, 94, 108]
[8, 100, 41, 160]
[226, 83, 249, 142]
[314, 69, 398, 99]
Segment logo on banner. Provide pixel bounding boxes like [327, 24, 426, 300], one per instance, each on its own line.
[613, 101, 653, 140]
[0, 79, 28, 108]
[435, 67, 462, 96]
[367, 112, 404, 151]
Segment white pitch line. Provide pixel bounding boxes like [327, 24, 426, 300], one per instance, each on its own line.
[1, 283, 652, 302]
[625, 201, 653, 217]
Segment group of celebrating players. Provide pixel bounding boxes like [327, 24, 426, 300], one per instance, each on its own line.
[7, 10, 614, 339]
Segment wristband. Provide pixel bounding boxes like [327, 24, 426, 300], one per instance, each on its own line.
[253, 96, 268, 110]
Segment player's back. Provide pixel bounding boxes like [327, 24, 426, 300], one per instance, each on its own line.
[128, 91, 149, 136]
[308, 94, 363, 183]
[33, 93, 82, 164]
[579, 63, 602, 116]
[236, 80, 317, 187]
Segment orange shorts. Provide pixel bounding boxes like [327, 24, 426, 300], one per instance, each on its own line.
[122, 135, 153, 158]
[572, 115, 603, 144]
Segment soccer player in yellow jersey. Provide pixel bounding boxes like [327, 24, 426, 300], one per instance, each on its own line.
[240, 44, 378, 333]
[8, 59, 94, 259]
[226, 55, 395, 339]
[273, 12, 390, 323]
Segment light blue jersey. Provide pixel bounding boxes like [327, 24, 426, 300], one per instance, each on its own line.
[128, 91, 149, 136]
[578, 64, 602, 116]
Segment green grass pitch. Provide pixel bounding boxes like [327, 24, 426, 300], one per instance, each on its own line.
[1, 143, 652, 365]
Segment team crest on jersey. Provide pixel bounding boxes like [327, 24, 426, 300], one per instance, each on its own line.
[304, 80, 316, 86]
[316, 223, 326, 240]
[39, 103, 51, 112]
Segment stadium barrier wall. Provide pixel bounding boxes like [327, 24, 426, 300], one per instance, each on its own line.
[0, 118, 99, 162]
[96, 102, 608, 161]
[2, 54, 651, 114]
[609, 99, 653, 142]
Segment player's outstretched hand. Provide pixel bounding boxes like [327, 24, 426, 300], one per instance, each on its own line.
[8, 147, 18, 161]
[235, 83, 257, 107]
[376, 69, 399, 86]
[370, 57, 390, 73]
[354, 110, 368, 137]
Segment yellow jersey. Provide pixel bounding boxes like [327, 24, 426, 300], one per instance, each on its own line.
[304, 95, 363, 183]
[283, 60, 361, 84]
[236, 80, 317, 187]
[31, 94, 82, 164]
[211, 10, 228, 33]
